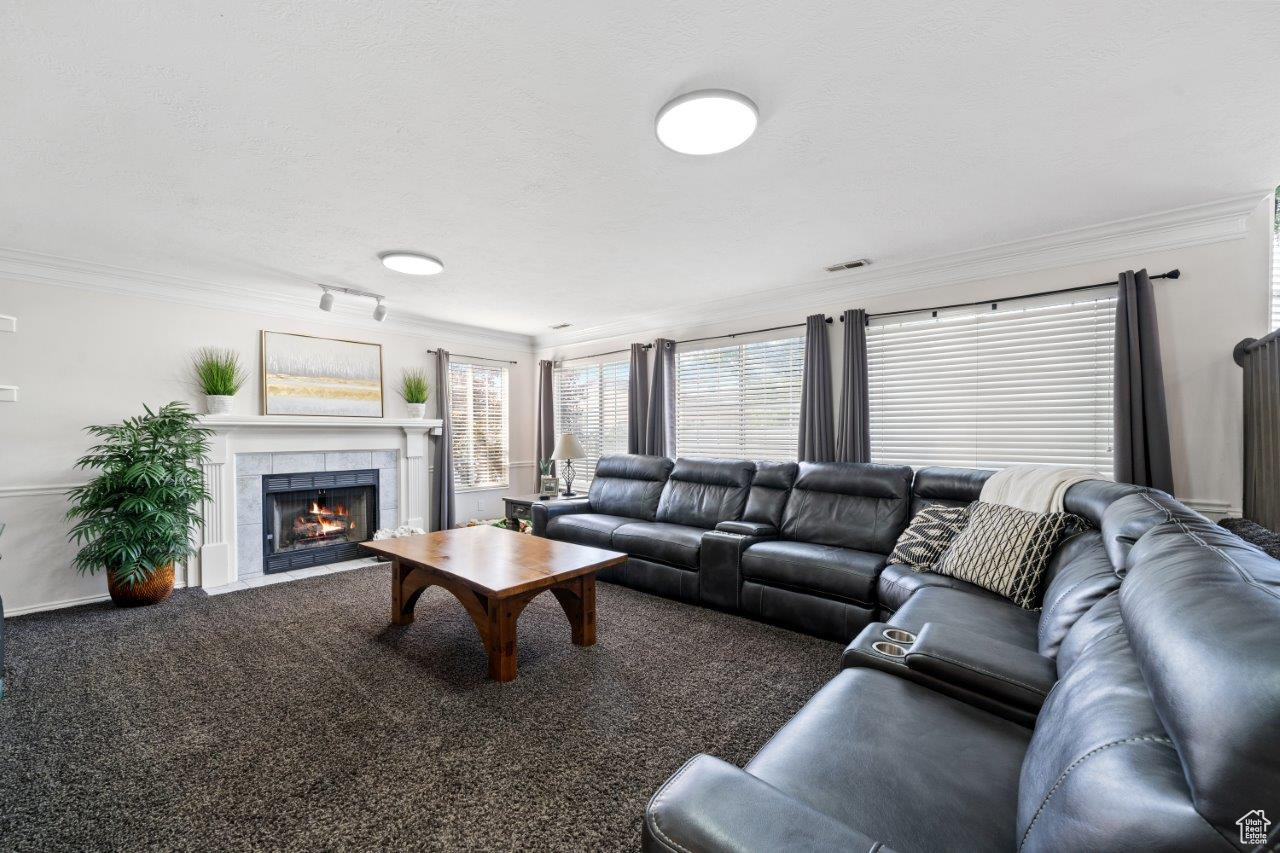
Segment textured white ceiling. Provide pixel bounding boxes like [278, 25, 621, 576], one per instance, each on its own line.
[3, 1, 1279, 338]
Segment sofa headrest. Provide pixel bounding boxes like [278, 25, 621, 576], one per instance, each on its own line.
[594, 454, 675, 482]
[793, 462, 913, 500]
[1100, 491, 1209, 574]
[1122, 520, 1280, 834]
[1062, 479, 1148, 527]
[911, 466, 993, 505]
[751, 461, 798, 490]
[669, 457, 756, 488]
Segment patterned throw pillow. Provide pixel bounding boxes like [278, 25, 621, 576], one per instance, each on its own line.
[887, 505, 972, 572]
[934, 501, 1083, 609]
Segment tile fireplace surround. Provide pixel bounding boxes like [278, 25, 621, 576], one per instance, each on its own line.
[194, 416, 443, 589]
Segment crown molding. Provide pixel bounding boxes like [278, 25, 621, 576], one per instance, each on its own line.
[536, 190, 1271, 350]
[0, 247, 536, 352]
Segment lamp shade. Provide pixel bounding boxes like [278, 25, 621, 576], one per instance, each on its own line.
[551, 433, 586, 461]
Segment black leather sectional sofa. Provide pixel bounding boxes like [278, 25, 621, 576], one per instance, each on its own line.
[534, 454, 1280, 851]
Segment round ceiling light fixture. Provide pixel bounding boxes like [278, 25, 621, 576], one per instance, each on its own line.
[379, 251, 444, 276]
[655, 89, 758, 155]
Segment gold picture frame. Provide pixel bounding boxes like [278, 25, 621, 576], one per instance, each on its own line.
[260, 330, 385, 418]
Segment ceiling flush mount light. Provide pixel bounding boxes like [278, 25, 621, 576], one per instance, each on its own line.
[655, 89, 758, 155]
[380, 251, 444, 276]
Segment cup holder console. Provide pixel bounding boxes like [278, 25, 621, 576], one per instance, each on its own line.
[882, 628, 917, 644]
[871, 641, 909, 658]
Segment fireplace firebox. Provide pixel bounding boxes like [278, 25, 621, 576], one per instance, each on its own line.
[262, 469, 379, 573]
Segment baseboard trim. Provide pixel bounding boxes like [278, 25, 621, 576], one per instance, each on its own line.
[6, 592, 111, 617]
[1182, 498, 1240, 519]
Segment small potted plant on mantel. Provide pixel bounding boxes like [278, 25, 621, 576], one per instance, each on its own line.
[399, 369, 431, 418]
[192, 347, 247, 415]
[65, 402, 211, 607]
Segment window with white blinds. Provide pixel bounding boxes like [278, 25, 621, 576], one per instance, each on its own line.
[553, 358, 629, 485]
[867, 289, 1116, 474]
[675, 336, 805, 461]
[1271, 189, 1280, 329]
[448, 360, 509, 490]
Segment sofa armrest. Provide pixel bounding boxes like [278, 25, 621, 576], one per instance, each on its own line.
[905, 623, 1057, 712]
[714, 520, 779, 537]
[643, 754, 893, 853]
[530, 498, 592, 537]
[699, 530, 771, 610]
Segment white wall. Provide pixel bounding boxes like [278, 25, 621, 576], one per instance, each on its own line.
[0, 279, 535, 614]
[539, 196, 1275, 518]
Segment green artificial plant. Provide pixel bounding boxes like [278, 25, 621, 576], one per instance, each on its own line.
[65, 402, 212, 586]
[191, 347, 247, 396]
[399, 369, 431, 404]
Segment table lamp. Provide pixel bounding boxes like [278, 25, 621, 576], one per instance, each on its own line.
[551, 434, 586, 496]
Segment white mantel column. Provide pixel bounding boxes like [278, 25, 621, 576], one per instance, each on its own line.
[401, 425, 433, 530]
[197, 430, 233, 588]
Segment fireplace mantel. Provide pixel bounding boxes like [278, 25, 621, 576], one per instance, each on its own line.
[199, 415, 444, 431]
[195, 416, 444, 589]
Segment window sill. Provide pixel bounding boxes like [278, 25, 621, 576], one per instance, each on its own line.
[455, 483, 510, 494]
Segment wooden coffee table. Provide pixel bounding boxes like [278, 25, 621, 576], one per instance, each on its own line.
[361, 526, 626, 682]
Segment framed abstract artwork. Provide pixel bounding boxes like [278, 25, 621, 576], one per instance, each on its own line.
[260, 331, 384, 417]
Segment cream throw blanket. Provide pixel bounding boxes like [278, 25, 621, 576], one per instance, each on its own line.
[979, 465, 1100, 514]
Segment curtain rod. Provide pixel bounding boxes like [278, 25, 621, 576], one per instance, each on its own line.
[558, 343, 652, 363]
[426, 349, 518, 365]
[557, 317, 835, 361]
[857, 269, 1181, 323]
[676, 316, 833, 348]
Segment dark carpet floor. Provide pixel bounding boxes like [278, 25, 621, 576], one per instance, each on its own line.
[1220, 517, 1280, 560]
[0, 566, 838, 851]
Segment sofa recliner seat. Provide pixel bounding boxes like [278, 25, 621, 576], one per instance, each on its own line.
[611, 521, 706, 569]
[737, 461, 913, 640]
[544, 512, 635, 550]
[740, 540, 885, 604]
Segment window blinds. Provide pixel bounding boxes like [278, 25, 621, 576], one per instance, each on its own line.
[675, 336, 805, 462]
[448, 361, 510, 490]
[553, 358, 629, 485]
[1272, 227, 1280, 330]
[867, 288, 1116, 474]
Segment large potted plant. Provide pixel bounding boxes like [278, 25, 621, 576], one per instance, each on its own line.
[192, 347, 247, 415]
[66, 402, 212, 606]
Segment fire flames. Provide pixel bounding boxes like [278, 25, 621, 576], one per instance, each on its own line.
[292, 499, 351, 542]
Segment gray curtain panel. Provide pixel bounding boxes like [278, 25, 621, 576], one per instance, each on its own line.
[836, 308, 871, 462]
[1115, 269, 1174, 493]
[645, 339, 676, 456]
[431, 350, 455, 531]
[536, 359, 555, 474]
[627, 343, 650, 453]
[798, 314, 836, 462]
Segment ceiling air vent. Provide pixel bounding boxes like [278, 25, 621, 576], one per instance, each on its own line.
[825, 258, 871, 273]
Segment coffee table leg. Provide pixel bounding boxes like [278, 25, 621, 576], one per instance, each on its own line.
[390, 558, 414, 625]
[552, 574, 597, 647]
[485, 597, 519, 682]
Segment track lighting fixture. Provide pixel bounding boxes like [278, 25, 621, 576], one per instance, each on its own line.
[314, 284, 388, 321]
